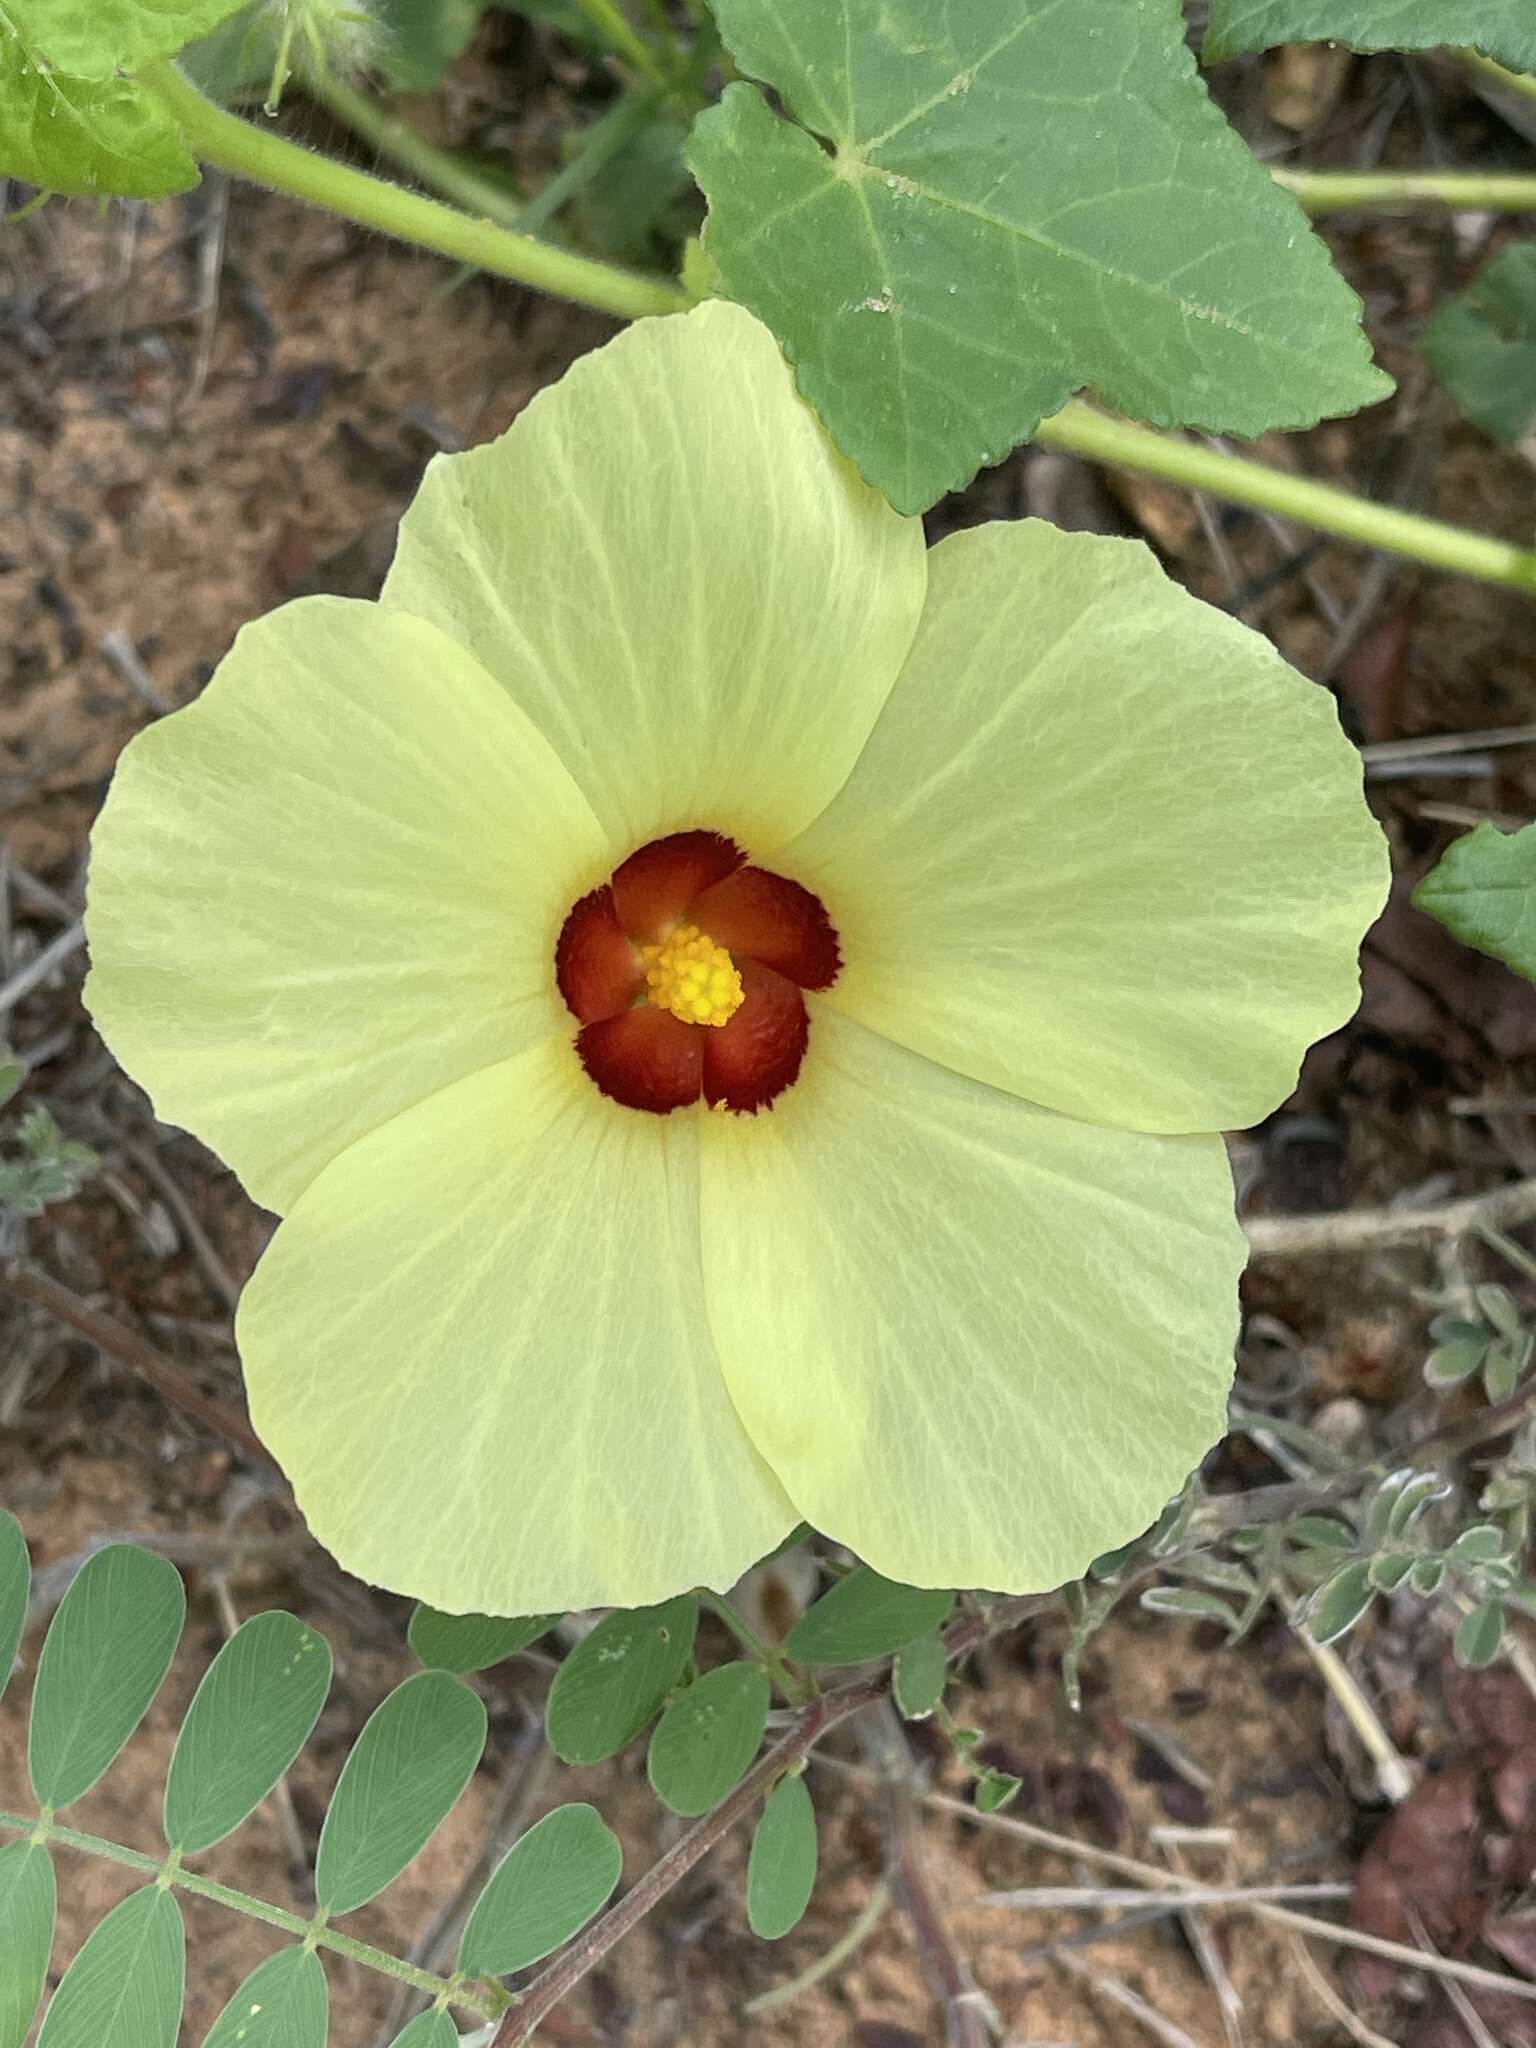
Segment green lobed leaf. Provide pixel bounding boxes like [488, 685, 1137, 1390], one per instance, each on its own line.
[164, 1610, 332, 1856]
[545, 1596, 699, 1765]
[0, 1512, 28, 1711]
[1306, 1561, 1376, 1645]
[7, 0, 251, 77]
[1205, 0, 1536, 69]
[0, 37, 199, 199]
[36, 1884, 184, 2048]
[314, 1670, 487, 1916]
[459, 1803, 623, 1976]
[1455, 1597, 1506, 1670]
[647, 1662, 770, 1816]
[1416, 822, 1536, 981]
[783, 1568, 953, 1667]
[201, 1946, 327, 2048]
[892, 1627, 947, 1720]
[388, 2013, 460, 2048]
[0, 1841, 55, 2048]
[1424, 242, 1536, 447]
[408, 1604, 558, 1676]
[29, 1543, 186, 1810]
[690, 0, 1389, 515]
[746, 1774, 817, 1940]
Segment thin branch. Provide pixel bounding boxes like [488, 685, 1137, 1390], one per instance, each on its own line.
[1243, 1176, 1536, 1258]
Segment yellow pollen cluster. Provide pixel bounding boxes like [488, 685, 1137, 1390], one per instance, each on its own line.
[641, 924, 744, 1028]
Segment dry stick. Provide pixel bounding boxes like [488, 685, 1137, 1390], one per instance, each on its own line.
[1243, 1176, 1536, 1258]
[1052, 1947, 1208, 2048]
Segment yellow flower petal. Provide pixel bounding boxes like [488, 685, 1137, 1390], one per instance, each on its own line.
[381, 302, 927, 856]
[701, 1008, 1243, 1594]
[783, 523, 1388, 1136]
[239, 1039, 798, 1614]
[85, 597, 606, 1214]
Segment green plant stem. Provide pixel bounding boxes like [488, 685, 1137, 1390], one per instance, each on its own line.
[515, 87, 660, 242]
[306, 69, 529, 231]
[1277, 165, 1536, 213]
[571, 0, 677, 97]
[139, 60, 687, 322]
[699, 1590, 809, 1703]
[1458, 48, 1536, 107]
[1034, 400, 1536, 599]
[0, 1808, 503, 2020]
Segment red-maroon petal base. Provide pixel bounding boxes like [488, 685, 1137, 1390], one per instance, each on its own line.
[689, 866, 842, 991]
[610, 830, 742, 942]
[578, 1005, 703, 1114]
[555, 887, 644, 1024]
[703, 960, 809, 1113]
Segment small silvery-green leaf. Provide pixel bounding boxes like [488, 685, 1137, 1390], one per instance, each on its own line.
[29, 1544, 185, 1810]
[782, 1569, 953, 1667]
[1416, 822, 1536, 982]
[36, 1885, 184, 2048]
[1368, 1551, 1416, 1593]
[388, 2012, 459, 2048]
[1426, 244, 1536, 447]
[1485, 1332, 1534, 1403]
[1427, 1336, 1489, 1389]
[1138, 1586, 1241, 1636]
[17, 0, 250, 77]
[975, 1770, 1022, 1815]
[164, 1610, 332, 1855]
[1290, 1516, 1356, 1551]
[1205, 1, 1536, 71]
[1477, 1284, 1523, 1337]
[0, 45, 199, 200]
[1387, 1471, 1451, 1539]
[746, 1774, 817, 1941]
[1454, 1597, 1506, 1671]
[201, 1947, 327, 2048]
[314, 1671, 486, 1916]
[0, 1060, 24, 1111]
[1306, 1562, 1376, 1645]
[690, 0, 1387, 515]
[647, 1663, 770, 1816]
[0, 1511, 28, 1709]
[1451, 1524, 1510, 1567]
[1411, 1557, 1448, 1597]
[0, 1840, 54, 2048]
[893, 1628, 947, 1721]
[545, 1596, 699, 1765]
[407, 1605, 557, 1676]
[459, 1804, 622, 1977]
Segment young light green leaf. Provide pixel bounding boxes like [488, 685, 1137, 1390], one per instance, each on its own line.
[36, 1884, 184, 2048]
[201, 1946, 327, 2048]
[1454, 1597, 1506, 1670]
[29, 1543, 185, 1810]
[0, 1841, 54, 2048]
[545, 1596, 699, 1765]
[690, 0, 1388, 516]
[1416, 822, 1536, 982]
[16, 0, 251, 77]
[975, 1769, 1023, 1815]
[0, 1512, 28, 1710]
[407, 1605, 557, 1676]
[747, 1773, 817, 1940]
[1205, 1, 1536, 70]
[314, 1670, 486, 1916]
[782, 1569, 953, 1667]
[1306, 1561, 1376, 1645]
[893, 1628, 947, 1721]
[0, 47, 199, 200]
[647, 1662, 770, 1816]
[459, 1803, 622, 1976]
[164, 1610, 332, 1855]
[1425, 243, 1536, 447]
[388, 2012, 460, 2048]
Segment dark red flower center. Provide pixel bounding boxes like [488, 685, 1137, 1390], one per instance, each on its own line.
[555, 830, 841, 1114]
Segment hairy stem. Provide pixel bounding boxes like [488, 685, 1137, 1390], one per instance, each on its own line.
[1277, 165, 1536, 213]
[1035, 402, 1536, 600]
[571, 0, 678, 98]
[305, 71, 531, 231]
[0, 1809, 503, 2019]
[1458, 49, 1536, 107]
[139, 61, 688, 323]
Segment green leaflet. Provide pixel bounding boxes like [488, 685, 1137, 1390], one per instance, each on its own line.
[783, 1568, 953, 1667]
[37, 1885, 185, 2048]
[459, 1804, 622, 1975]
[28, 1544, 186, 1811]
[164, 1611, 332, 1856]
[0, 41, 199, 198]
[407, 1604, 558, 1676]
[200, 1947, 327, 2048]
[6, 0, 248, 77]
[1205, 0, 1536, 69]
[0, 1841, 55, 2048]
[690, 0, 1389, 515]
[647, 1662, 770, 1816]
[892, 1628, 947, 1720]
[746, 1775, 817, 1940]
[1424, 243, 1536, 446]
[388, 2012, 460, 2048]
[0, 1512, 27, 1711]
[545, 1596, 699, 1764]
[314, 1670, 487, 1916]
[1415, 821, 1536, 981]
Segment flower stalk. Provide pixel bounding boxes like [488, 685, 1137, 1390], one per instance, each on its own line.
[1275, 165, 1536, 213]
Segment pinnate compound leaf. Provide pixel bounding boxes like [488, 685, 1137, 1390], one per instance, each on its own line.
[10, 0, 250, 77]
[164, 1610, 332, 1855]
[0, 1511, 28, 1709]
[0, 40, 198, 199]
[314, 1670, 486, 1916]
[201, 1946, 327, 2048]
[690, 0, 1389, 515]
[29, 1543, 185, 1810]
[459, 1804, 622, 1976]
[782, 1568, 953, 1667]
[408, 1604, 558, 1676]
[1205, 0, 1536, 69]
[647, 1662, 770, 1816]
[1415, 822, 1536, 982]
[0, 1841, 55, 2048]
[546, 1596, 699, 1765]
[36, 1884, 184, 2048]
[893, 1627, 947, 1720]
[746, 1774, 817, 1940]
[1425, 244, 1536, 447]
[388, 2012, 460, 2048]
